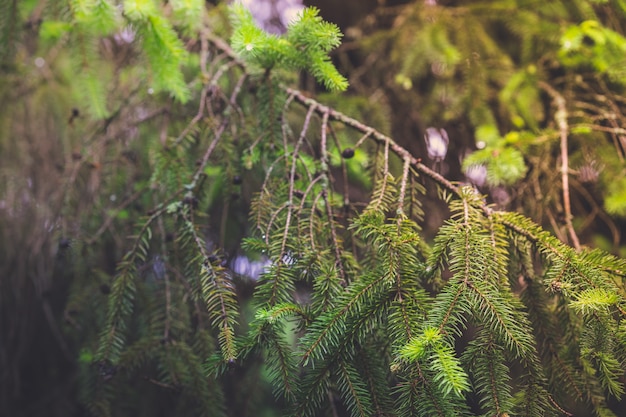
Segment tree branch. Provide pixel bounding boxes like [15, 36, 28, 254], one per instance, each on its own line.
[538, 81, 581, 251]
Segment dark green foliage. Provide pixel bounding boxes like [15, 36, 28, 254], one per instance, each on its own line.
[0, 0, 19, 71]
[3, 1, 626, 417]
[463, 332, 514, 416]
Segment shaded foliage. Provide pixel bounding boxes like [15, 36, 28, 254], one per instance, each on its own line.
[1, 1, 626, 417]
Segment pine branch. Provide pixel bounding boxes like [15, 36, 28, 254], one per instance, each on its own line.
[463, 332, 514, 416]
[333, 361, 373, 417]
[96, 214, 159, 364]
[77, 11, 626, 416]
[181, 210, 239, 362]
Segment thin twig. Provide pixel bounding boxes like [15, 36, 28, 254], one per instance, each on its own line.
[397, 157, 411, 229]
[279, 104, 316, 259]
[265, 201, 290, 246]
[284, 87, 460, 197]
[353, 129, 374, 149]
[327, 123, 351, 209]
[295, 175, 325, 250]
[155, 193, 171, 341]
[306, 189, 325, 252]
[539, 81, 581, 251]
[188, 72, 247, 188]
[174, 84, 210, 145]
[320, 110, 347, 286]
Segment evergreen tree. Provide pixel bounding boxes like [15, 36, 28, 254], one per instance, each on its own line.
[1, 1, 626, 417]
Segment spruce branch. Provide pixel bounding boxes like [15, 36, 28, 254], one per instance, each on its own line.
[240, 303, 302, 400]
[334, 361, 372, 417]
[182, 209, 238, 361]
[207, 33, 465, 207]
[300, 273, 388, 364]
[199, 17, 626, 417]
[96, 207, 171, 364]
[463, 333, 513, 416]
[354, 346, 394, 417]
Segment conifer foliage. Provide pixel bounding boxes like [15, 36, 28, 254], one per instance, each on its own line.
[2, 1, 626, 417]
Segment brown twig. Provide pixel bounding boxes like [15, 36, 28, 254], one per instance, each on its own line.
[397, 157, 411, 228]
[538, 81, 581, 251]
[327, 123, 351, 209]
[320, 110, 347, 286]
[279, 103, 316, 259]
[285, 87, 460, 196]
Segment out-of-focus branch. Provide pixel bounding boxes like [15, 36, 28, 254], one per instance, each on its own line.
[539, 81, 581, 251]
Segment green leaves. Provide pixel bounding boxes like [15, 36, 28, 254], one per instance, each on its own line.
[559, 20, 626, 80]
[170, 0, 204, 31]
[399, 327, 470, 398]
[229, 4, 275, 66]
[463, 127, 528, 186]
[571, 288, 621, 315]
[230, 4, 348, 91]
[463, 333, 514, 416]
[96, 223, 150, 364]
[125, 1, 191, 102]
[71, 0, 119, 34]
[39, 0, 194, 120]
[605, 177, 626, 217]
